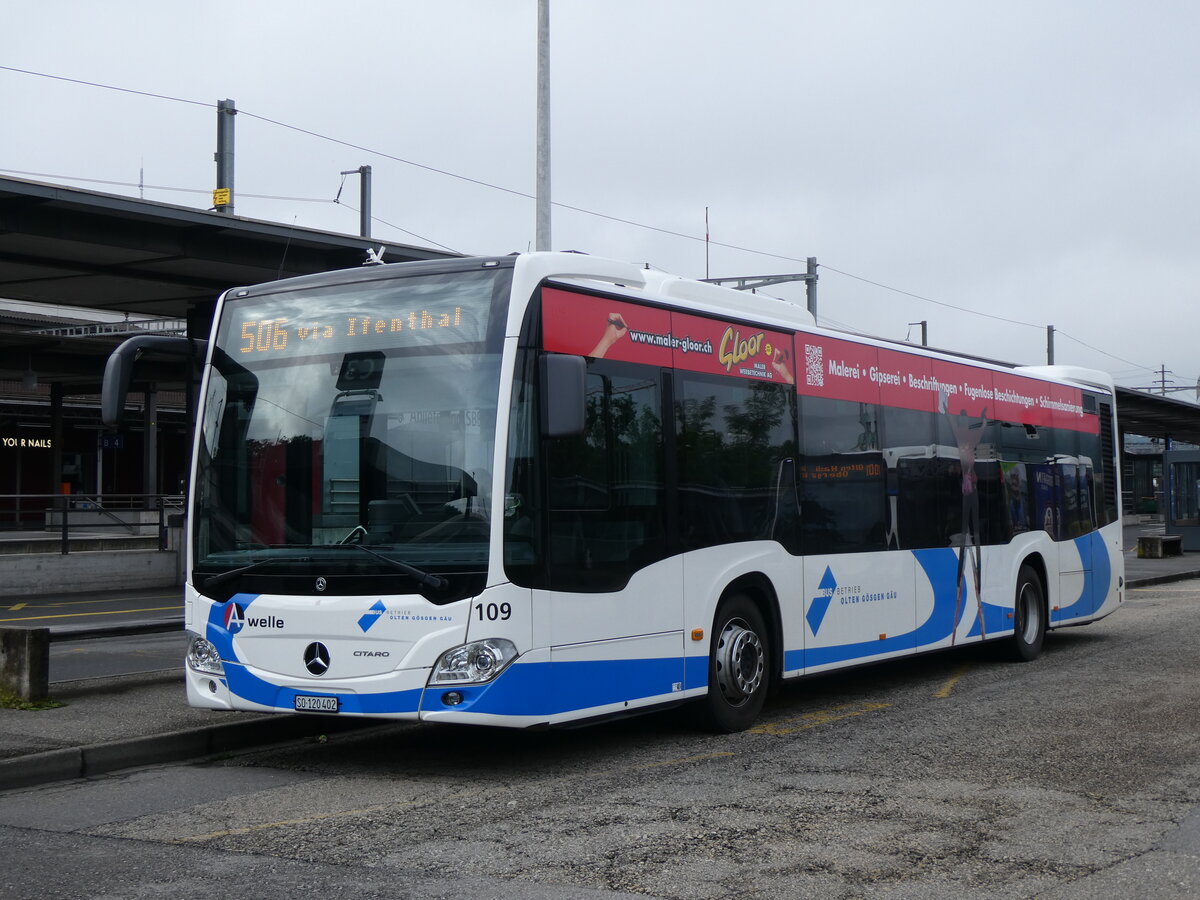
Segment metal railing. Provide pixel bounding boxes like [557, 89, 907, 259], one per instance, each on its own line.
[0, 620, 183, 701]
[0, 493, 185, 554]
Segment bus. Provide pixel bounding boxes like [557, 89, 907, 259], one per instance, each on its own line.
[102, 251, 1124, 732]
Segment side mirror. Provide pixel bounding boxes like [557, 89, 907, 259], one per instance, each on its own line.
[539, 354, 586, 438]
[102, 335, 204, 427]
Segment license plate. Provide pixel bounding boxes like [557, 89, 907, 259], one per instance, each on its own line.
[294, 694, 339, 713]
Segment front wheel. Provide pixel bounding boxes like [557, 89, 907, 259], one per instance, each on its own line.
[1007, 564, 1046, 662]
[695, 593, 771, 733]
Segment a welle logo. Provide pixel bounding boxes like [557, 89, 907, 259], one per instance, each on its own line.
[223, 602, 284, 634]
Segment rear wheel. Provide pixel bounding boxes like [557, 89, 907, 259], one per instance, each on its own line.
[1008, 564, 1046, 662]
[696, 593, 771, 733]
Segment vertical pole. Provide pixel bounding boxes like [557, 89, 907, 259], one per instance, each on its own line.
[806, 257, 818, 322]
[51, 383, 66, 553]
[705, 207, 710, 279]
[920, 321, 928, 346]
[215, 98, 236, 215]
[143, 386, 158, 502]
[535, 0, 552, 251]
[1047, 325, 1055, 365]
[359, 165, 372, 238]
[50, 383, 63, 496]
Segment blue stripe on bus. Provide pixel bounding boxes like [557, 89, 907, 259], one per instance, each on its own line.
[1052, 531, 1111, 623]
[220, 661, 424, 714]
[436, 656, 685, 718]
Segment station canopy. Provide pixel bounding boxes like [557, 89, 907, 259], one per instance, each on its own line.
[0, 175, 457, 389]
[1114, 386, 1200, 446]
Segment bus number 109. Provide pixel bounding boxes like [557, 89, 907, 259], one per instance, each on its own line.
[475, 602, 512, 621]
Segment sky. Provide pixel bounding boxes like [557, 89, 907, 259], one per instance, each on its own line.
[4, 1, 1200, 397]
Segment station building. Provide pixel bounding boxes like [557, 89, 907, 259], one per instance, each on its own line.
[0, 176, 454, 529]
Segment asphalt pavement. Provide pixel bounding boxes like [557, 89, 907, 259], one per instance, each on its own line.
[1, 521, 1196, 793]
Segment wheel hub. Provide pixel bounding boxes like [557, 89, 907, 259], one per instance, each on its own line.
[715, 618, 764, 705]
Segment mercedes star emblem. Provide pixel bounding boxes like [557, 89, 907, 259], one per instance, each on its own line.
[315, 576, 327, 592]
[303, 642, 331, 676]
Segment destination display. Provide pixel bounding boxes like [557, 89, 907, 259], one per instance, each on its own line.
[232, 304, 477, 357]
[219, 273, 496, 359]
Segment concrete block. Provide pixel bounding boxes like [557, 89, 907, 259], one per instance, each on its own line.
[0, 627, 49, 701]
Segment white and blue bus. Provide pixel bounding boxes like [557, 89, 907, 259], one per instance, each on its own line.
[105, 252, 1124, 732]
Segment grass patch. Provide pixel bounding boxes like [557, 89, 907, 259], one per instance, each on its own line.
[0, 690, 65, 711]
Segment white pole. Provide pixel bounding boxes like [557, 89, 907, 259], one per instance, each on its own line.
[535, 0, 552, 251]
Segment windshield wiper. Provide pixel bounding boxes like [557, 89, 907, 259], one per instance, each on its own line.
[201, 544, 448, 592]
[202, 555, 313, 590]
[346, 542, 448, 591]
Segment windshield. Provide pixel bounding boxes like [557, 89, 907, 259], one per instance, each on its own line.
[193, 265, 510, 600]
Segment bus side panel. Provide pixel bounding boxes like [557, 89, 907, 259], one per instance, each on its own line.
[678, 542, 797, 687]
[1091, 521, 1125, 619]
[799, 551, 917, 673]
[1054, 525, 1118, 624]
[534, 556, 686, 718]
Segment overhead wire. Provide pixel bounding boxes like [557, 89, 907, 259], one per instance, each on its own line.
[0, 168, 334, 203]
[1, 64, 1181, 383]
[818, 264, 1178, 382]
[1, 65, 816, 262]
[334, 201, 462, 255]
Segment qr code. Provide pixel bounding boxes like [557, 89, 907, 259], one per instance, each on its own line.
[805, 344, 824, 386]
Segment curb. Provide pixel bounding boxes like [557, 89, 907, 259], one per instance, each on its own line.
[1126, 571, 1200, 589]
[0, 712, 376, 792]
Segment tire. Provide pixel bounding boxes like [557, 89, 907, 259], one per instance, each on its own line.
[695, 593, 771, 733]
[1008, 564, 1046, 662]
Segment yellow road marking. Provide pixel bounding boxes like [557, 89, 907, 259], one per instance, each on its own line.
[8, 603, 27, 611]
[634, 751, 736, 770]
[0, 606, 181, 623]
[18, 595, 180, 609]
[749, 701, 890, 736]
[934, 663, 970, 699]
[175, 802, 405, 843]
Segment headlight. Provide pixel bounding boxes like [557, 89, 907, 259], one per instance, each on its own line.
[429, 638, 518, 686]
[187, 635, 225, 675]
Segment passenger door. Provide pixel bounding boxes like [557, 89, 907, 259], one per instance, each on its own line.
[539, 362, 684, 712]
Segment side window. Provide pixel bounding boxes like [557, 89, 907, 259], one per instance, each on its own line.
[1169, 460, 1200, 526]
[676, 373, 797, 551]
[936, 402, 1008, 548]
[544, 361, 666, 591]
[503, 348, 544, 582]
[1093, 397, 1119, 526]
[882, 405, 947, 550]
[799, 396, 886, 554]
